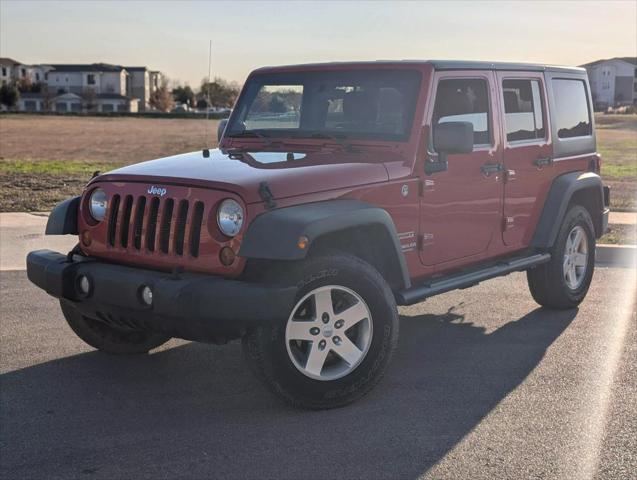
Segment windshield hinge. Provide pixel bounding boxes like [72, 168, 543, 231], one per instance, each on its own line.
[259, 182, 277, 210]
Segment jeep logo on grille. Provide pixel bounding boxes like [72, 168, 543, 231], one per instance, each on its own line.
[147, 186, 167, 197]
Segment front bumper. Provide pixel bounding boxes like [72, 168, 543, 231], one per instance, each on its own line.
[27, 250, 297, 342]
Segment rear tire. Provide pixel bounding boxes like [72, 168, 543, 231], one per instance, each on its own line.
[527, 205, 595, 309]
[242, 252, 399, 409]
[60, 300, 171, 354]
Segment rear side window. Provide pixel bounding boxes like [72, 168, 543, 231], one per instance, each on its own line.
[502, 79, 545, 142]
[433, 79, 491, 145]
[552, 79, 592, 138]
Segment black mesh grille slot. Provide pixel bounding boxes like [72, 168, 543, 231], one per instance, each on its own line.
[119, 195, 133, 248]
[189, 201, 204, 257]
[159, 198, 174, 254]
[174, 200, 189, 256]
[107, 194, 121, 247]
[146, 197, 160, 252]
[132, 196, 146, 250]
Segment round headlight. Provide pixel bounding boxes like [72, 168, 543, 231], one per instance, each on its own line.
[217, 199, 244, 237]
[89, 188, 108, 222]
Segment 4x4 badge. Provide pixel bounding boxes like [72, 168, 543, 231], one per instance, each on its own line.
[147, 186, 167, 197]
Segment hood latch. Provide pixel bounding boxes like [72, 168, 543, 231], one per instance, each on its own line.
[259, 182, 277, 210]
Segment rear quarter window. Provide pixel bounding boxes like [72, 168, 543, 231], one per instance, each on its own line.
[552, 79, 592, 138]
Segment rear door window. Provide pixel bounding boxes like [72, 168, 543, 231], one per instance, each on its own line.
[552, 79, 592, 138]
[502, 79, 545, 142]
[433, 79, 491, 145]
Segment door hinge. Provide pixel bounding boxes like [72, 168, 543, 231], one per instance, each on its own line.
[418, 233, 434, 250]
[502, 216, 515, 231]
[504, 169, 516, 183]
[420, 179, 435, 195]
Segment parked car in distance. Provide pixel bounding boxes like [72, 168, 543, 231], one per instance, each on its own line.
[27, 60, 609, 409]
[171, 103, 191, 113]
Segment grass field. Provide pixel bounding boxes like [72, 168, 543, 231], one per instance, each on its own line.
[0, 115, 220, 211]
[0, 113, 635, 212]
[594, 114, 637, 211]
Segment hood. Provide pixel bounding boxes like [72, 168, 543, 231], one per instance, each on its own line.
[96, 148, 392, 204]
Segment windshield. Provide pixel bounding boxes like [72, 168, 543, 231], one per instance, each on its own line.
[226, 69, 422, 142]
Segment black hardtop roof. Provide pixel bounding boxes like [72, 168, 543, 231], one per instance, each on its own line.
[254, 60, 585, 74]
[428, 60, 584, 73]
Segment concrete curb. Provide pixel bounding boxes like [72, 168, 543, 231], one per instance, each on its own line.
[596, 244, 637, 268]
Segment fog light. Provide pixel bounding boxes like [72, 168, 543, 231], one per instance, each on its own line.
[78, 275, 90, 295]
[219, 246, 236, 266]
[141, 286, 153, 306]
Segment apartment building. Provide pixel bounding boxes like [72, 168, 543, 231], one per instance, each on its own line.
[1, 58, 164, 112]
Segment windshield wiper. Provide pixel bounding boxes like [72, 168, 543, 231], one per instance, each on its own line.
[309, 133, 357, 152]
[226, 130, 277, 153]
[227, 130, 272, 141]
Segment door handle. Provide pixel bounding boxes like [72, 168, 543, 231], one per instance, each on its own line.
[481, 163, 503, 176]
[534, 157, 553, 167]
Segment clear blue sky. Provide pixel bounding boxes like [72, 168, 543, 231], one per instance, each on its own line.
[1, 0, 635, 87]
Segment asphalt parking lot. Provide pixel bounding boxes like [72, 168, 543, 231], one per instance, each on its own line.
[1, 265, 635, 479]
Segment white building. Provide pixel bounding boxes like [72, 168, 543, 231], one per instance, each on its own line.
[0, 59, 160, 113]
[581, 57, 637, 109]
[47, 63, 129, 96]
[1, 58, 53, 87]
[125, 66, 163, 111]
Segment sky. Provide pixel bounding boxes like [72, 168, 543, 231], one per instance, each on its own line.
[1, 0, 635, 87]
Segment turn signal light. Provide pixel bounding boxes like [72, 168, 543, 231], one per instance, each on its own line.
[81, 230, 92, 247]
[297, 236, 309, 250]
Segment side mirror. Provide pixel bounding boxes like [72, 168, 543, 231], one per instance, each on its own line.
[425, 121, 474, 175]
[217, 119, 229, 143]
[433, 121, 474, 154]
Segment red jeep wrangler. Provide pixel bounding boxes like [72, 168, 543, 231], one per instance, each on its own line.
[28, 61, 609, 409]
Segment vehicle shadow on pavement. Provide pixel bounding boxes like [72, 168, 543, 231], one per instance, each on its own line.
[0, 307, 577, 479]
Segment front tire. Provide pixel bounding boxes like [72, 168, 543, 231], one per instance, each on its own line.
[242, 252, 399, 409]
[60, 300, 171, 354]
[527, 205, 596, 309]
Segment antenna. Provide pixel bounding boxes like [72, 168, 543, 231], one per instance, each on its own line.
[206, 40, 212, 145]
[203, 39, 213, 158]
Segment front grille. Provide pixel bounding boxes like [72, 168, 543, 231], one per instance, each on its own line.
[107, 194, 204, 257]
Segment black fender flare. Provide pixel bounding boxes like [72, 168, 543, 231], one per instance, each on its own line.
[239, 199, 411, 290]
[531, 171, 605, 249]
[45, 196, 80, 235]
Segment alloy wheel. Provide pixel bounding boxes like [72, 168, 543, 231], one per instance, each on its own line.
[563, 225, 589, 290]
[285, 285, 373, 381]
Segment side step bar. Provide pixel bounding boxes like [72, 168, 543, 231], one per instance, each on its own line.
[396, 253, 550, 306]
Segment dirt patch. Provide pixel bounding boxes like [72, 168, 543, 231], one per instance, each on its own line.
[0, 115, 219, 164]
[0, 172, 87, 212]
[0, 115, 220, 211]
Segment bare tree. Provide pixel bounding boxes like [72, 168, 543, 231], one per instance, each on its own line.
[0, 84, 20, 110]
[149, 79, 174, 112]
[41, 85, 54, 112]
[199, 77, 240, 108]
[82, 88, 98, 113]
